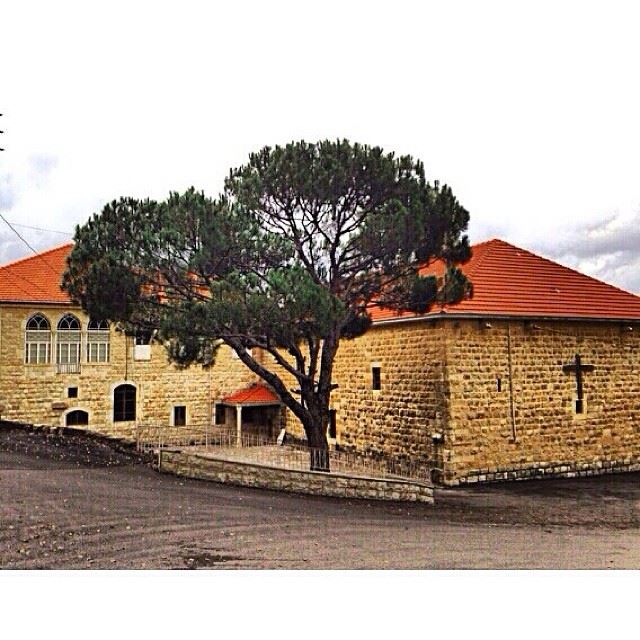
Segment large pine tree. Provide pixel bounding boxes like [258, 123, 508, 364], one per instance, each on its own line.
[63, 140, 472, 470]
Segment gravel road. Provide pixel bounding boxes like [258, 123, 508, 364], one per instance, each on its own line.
[3, 423, 640, 569]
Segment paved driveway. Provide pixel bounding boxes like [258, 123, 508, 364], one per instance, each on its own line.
[2, 424, 640, 569]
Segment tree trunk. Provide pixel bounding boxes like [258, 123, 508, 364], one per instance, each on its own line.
[305, 415, 330, 472]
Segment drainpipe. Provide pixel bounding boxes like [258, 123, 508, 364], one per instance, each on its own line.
[124, 331, 129, 381]
[507, 323, 517, 442]
[207, 365, 212, 447]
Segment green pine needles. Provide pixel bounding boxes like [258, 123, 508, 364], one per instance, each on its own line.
[63, 140, 472, 464]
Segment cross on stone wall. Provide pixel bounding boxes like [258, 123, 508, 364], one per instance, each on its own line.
[562, 353, 595, 414]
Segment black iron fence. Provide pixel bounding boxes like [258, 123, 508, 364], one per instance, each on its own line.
[136, 423, 432, 483]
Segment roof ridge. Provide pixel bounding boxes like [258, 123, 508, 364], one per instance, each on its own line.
[0, 241, 74, 272]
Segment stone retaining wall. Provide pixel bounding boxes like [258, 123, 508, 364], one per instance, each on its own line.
[457, 457, 640, 485]
[158, 450, 434, 503]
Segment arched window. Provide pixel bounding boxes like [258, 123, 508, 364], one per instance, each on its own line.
[87, 319, 110, 363]
[56, 314, 82, 372]
[66, 409, 89, 426]
[25, 313, 51, 364]
[113, 384, 136, 422]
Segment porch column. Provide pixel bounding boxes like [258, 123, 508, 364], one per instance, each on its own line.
[236, 405, 242, 448]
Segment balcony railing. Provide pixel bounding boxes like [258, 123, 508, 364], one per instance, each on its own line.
[57, 362, 81, 374]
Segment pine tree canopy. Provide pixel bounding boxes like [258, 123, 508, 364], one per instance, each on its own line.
[63, 139, 472, 451]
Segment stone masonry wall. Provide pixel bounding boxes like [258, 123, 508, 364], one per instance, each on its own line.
[7, 298, 639, 488]
[295, 321, 449, 470]
[159, 449, 434, 503]
[443, 319, 640, 485]
[0, 304, 253, 440]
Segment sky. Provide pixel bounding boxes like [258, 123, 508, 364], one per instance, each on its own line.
[2, 1, 640, 292]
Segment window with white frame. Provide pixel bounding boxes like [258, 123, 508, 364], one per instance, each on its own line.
[56, 314, 82, 365]
[87, 319, 110, 363]
[25, 313, 51, 364]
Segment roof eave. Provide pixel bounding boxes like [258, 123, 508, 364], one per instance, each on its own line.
[0, 299, 74, 306]
[220, 401, 282, 407]
[372, 311, 640, 327]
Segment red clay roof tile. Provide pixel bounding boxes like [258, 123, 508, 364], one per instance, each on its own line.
[370, 238, 640, 322]
[222, 384, 281, 405]
[3, 239, 640, 322]
[0, 243, 74, 304]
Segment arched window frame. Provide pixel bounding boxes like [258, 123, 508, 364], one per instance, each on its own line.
[113, 383, 136, 422]
[87, 319, 110, 363]
[56, 314, 82, 370]
[25, 313, 52, 364]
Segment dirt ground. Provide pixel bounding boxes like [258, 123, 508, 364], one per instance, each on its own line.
[3, 422, 640, 569]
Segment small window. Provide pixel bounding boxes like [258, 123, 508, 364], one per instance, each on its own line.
[372, 366, 381, 391]
[328, 409, 337, 439]
[67, 387, 78, 399]
[113, 384, 136, 422]
[66, 410, 88, 426]
[496, 377, 502, 392]
[215, 404, 226, 425]
[135, 330, 152, 346]
[133, 330, 152, 361]
[174, 405, 186, 427]
[575, 399, 584, 414]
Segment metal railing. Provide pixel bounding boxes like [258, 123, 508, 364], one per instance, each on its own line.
[135, 423, 212, 452]
[136, 423, 433, 483]
[57, 362, 81, 374]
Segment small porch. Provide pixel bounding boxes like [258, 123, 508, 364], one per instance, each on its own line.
[216, 384, 283, 445]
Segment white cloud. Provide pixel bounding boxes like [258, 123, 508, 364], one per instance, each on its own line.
[0, 174, 16, 211]
[533, 210, 640, 293]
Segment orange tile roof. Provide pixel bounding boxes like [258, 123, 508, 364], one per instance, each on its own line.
[0, 243, 73, 304]
[371, 238, 640, 323]
[3, 238, 640, 322]
[222, 384, 281, 405]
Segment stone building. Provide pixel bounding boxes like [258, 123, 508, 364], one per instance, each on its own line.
[322, 239, 640, 484]
[0, 243, 263, 440]
[2, 238, 640, 485]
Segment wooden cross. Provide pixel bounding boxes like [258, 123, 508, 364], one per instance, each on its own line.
[562, 353, 595, 414]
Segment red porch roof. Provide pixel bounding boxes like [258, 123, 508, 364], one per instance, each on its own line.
[222, 384, 281, 405]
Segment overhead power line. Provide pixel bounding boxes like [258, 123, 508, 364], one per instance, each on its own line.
[0, 211, 62, 278]
[6, 221, 73, 236]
